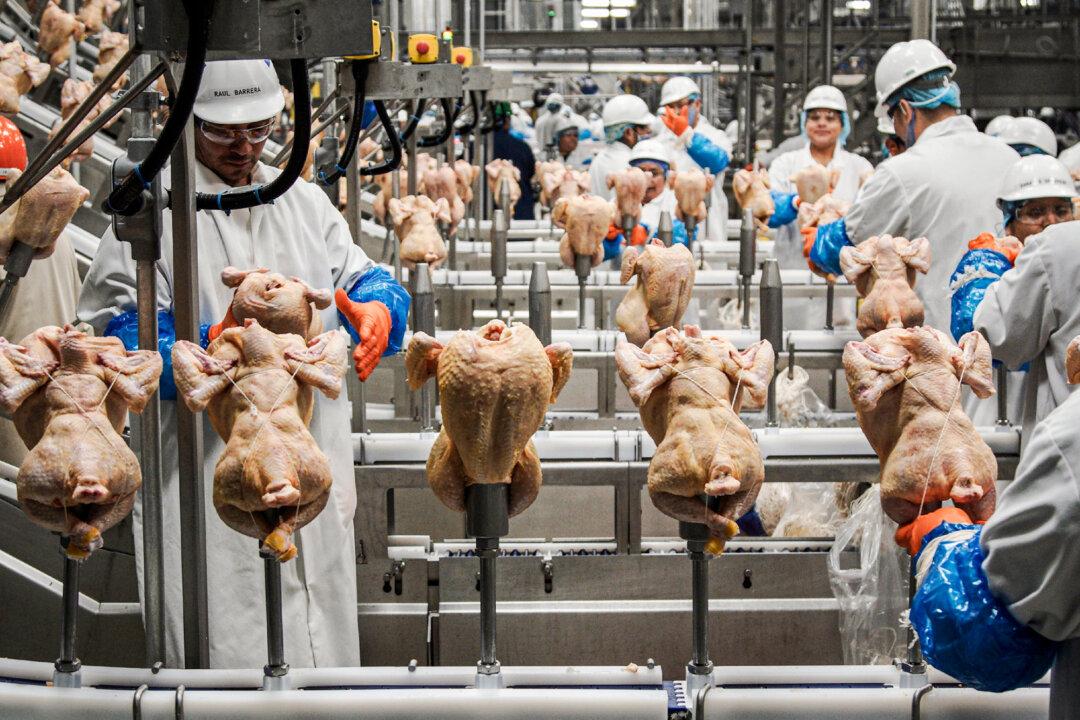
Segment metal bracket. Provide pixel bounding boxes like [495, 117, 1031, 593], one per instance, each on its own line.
[132, 684, 149, 720]
[359, 62, 463, 101]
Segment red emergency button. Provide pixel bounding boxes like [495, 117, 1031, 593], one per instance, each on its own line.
[416, 42, 430, 55]
[456, 53, 466, 64]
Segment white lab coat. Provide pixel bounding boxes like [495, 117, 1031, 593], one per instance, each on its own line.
[558, 143, 594, 172]
[534, 106, 566, 153]
[639, 188, 677, 233]
[78, 161, 370, 669]
[589, 141, 632, 200]
[971, 222, 1080, 443]
[656, 118, 734, 242]
[768, 144, 873, 270]
[844, 115, 1019, 333]
[981, 388, 1080, 718]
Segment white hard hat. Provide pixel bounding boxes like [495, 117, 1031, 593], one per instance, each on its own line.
[874, 39, 956, 112]
[546, 92, 564, 106]
[985, 115, 1014, 137]
[629, 138, 672, 167]
[553, 113, 578, 137]
[997, 154, 1075, 204]
[602, 94, 655, 128]
[659, 76, 700, 107]
[194, 60, 285, 125]
[874, 103, 894, 135]
[998, 116, 1058, 156]
[804, 85, 847, 114]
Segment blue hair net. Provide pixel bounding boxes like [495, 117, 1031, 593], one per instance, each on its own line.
[629, 158, 669, 175]
[886, 68, 961, 112]
[605, 122, 632, 144]
[800, 109, 851, 147]
[1011, 143, 1047, 157]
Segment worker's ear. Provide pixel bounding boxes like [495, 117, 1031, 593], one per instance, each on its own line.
[724, 339, 775, 412]
[433, 197, 452, 224]
[387, 197, 410, 226]
[667, 170, 677, 190]
[551, 197, 570, 228]
[955, 331, 995, 399]
[404, 332, 444, 390]
[619, 247, 640, 284]
[1066, 336, 1080, 384]
[545, 342, 574, 403]
[895, 236, 931, 274]
[843, 339, 910, 411]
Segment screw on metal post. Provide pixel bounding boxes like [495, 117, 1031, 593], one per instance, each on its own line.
[574, 253, 592, 329]
[491, 209, 508, 318]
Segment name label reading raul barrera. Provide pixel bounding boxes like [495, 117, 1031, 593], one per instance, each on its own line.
[214, 86, 262, 98]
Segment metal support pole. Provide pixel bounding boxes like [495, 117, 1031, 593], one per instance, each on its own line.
[172, 117, 210, 669]
[391, 167, 403, 283]
[466, 483, 508, 687]
[464, 0, 472, 47]
[528, 261, 551, 346]
[657, 211, 673, 247]
[738, 209, 755, 329]
[742, 0, 754, 164]
[760, 259, 782, 428]
[491, 208, 507, 319]
[262, 555, 289, 687]
[314, 59, 341, 205]
[574, 254, 591, 330]
[825, 283, 835, 331]
[54, 549, 82, 681]
[773, 0, 786, 148]
[821, 0, 833, 85]
[407, 101, 419, 196]
[900, 562, 928, 684]
[679, 499, 715, 702]
[996, 366, 1009, 426]
[478, 0, 486, 62]
[413, 263, 436, 430]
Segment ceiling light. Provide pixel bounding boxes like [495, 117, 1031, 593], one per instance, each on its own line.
[610, 0, 637, 7]
[581, 0, 608, 7]
[610, 8, 630, 17]
[581, 7, 610, 17]
[846, 0, 870, 8]
[580, 18, 600, 29]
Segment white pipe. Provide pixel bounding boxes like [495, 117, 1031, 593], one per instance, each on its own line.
[0, 684, 669, 720]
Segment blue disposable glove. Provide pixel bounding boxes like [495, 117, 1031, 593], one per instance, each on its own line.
[338, 266, 411, 356]
[105, 310, 178, 401]
[809, 218, 851, 277]
[603, 234, 623, 261]
[671, 218, 694, 247]
[685, 132, 731, 174]
[767, 191, 799, 228]
[949, 248, 1013, 342]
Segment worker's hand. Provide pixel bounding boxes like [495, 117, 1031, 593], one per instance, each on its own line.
[967, 232, 1022, 265]
[629, 224, 649, 246]
[801, 225, 836, 282]
[661, 105, 692, 137]
[206, 305, 239, 344]
[334, 288, 391, 381]
[606, 223, 622, 241]
[895, 507, 974, 556]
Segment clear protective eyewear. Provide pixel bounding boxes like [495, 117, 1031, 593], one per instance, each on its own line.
[1015, 202, 1074, 225]
[198, 119, 276, 146]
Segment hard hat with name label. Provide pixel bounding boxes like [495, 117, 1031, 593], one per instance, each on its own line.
[874, 39, 956, 112]
[997, 116, 1057, 156]
[0, 116, 27, 174]
[659, 76, 701, 107]
[194, 59, 285, 125]
[985, 115, 1014, 137]
[601, 94, 655, 128]
[804, 85, 848, 114]
[629, 138, 673, 167]
[997, 154, 1075, 204]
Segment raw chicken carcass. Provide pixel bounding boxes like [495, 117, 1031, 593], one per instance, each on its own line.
[485, 159, 521, 212]
[39, 2, 86, 67]
[616, 326, 774, 546]
[552, 193, 616, 268]
[77, 0, 121, 32]
[843, 326, 997, 525]
[789, 165, 838, 206]
[534, 160, 566, 207]
[172, 269, 349, 562]
[0, 40, 50, 113]
[616, 239, 696, 346]
[839, 235, 930, 338]
[538, 163, 588, 209]
[92, 30, 127, 86]
[388, 194, 451, 269]
[1068, 335, 1080, 384]
[422, 163, 466, 235]
[669, 169, 714, 227]
[732, 168, 774, 231]
[371, 153, 434, 223]
[797, 192, 849, 231]
[0, 325, 162, 558]
[52, 78, 116, 167]
[452, 159, 479, 206]
[406, 321, 573, 516]
[0, 167, 89, 262]
[606, 166, 648, 227]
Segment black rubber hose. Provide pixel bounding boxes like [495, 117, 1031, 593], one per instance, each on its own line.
[359, 101, 402, 177]
[194, 59, 310, 212]
[399, 99, 428, 143]
[456, 91, 480, 134]
[104, 0, 212, 216]
[480, 102, 496, 135]
[317, 60, 371, 187]
[418, 98, 455, 148]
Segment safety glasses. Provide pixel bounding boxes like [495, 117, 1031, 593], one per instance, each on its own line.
[1016, 203, 1074, 224]
[197, 118, 276, 146]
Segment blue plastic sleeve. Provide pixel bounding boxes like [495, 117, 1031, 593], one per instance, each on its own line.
[948, 249, 1011, 342]
[809, 218, 851, 277]
[736, 506, 767, 536]
[338, 266, 411, 356]
[104, 310, 177, 401]
[671, 218, 692, 247]
[767, 191, 799, 228]
[686, 132, 730, 174]
[580, 129, 592, 140]
[911, 523, 1056, 693]
[362, 100, 377, 128]
[603, 235, 623, 261]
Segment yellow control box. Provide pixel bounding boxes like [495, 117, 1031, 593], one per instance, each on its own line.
[452, 46, 473, 67]
[346, 20, 381, 60]
[408, 33, 439, 63]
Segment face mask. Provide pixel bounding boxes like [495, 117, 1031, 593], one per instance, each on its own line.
[547, 103, 560, 113]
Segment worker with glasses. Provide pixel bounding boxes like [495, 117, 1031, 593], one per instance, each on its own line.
[78, 59, 409, 668]
[950, 154, 1079, 439]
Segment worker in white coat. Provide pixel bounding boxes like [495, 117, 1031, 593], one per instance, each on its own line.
[551, 114, 593, 171]
[589, 94, 655, 199]
[77, 60, 410, 668]
[766, 85, 873, 270]
[996, 116, 1058, 157]
[950, 155, 1077, 439]
[654, 77, 734, 241]
[895, 386, 1080, 718]
[534, 92, 566, 155]
[808, 39, 1019, 333]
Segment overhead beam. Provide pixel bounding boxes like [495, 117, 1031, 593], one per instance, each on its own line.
[482, 27, 910, 51]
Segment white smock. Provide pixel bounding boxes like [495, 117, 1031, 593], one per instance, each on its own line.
[589, 141, 632, 200]
[655, 118, 733, 242]
[981, 389, 1080, 719]
[844, 115, 1019, 333]
[77, 160, 370, 669]
[971, 222, 1080, 444]
[534, 107, 565, 153]
[558, 143, 594, 172]
[639, 188, 677, 233]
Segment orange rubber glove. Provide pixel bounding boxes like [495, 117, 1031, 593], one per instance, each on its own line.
[629, 224, 649, 246]
[968, 231, 1021, 264]
[334, 288, 391, 381]
[206, 306, 239, 343]
[661, 105, 691, 137]
[606, 223, 621, 241]
[895, 506, 975, 556]
[801, 225, 835, 282]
